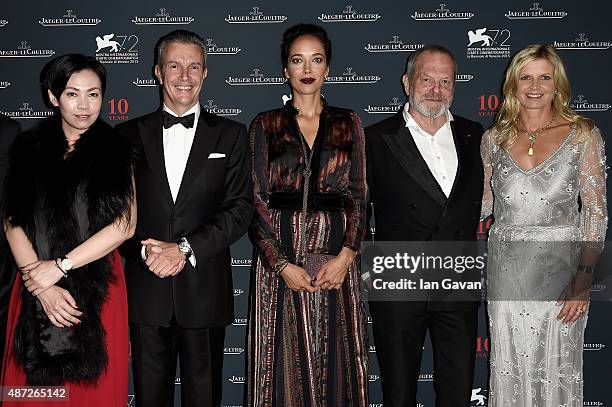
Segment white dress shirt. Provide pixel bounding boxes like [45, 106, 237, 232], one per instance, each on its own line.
[141, 103, 200, 267]
[163, 103, 200, 202]
[403, 103, 457, 197]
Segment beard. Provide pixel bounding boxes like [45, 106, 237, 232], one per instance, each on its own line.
[409, 90, 452, 119]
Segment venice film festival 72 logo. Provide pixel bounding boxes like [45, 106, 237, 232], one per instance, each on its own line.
[95, 33, 138, 64]
[226, 68, 285, 86]
[38, 9, 101, 26]
[318, 5, 380, 23]
[466, 27, 511, 59]
[132, 8, 194, 25]
[505, 2, 567, 19]
[552, 32, 611, 50]
[225, 6, 287, 24]
[364, 35, 424, 53]
[0, 41, 55, 58]
[411, 3, 474, 21]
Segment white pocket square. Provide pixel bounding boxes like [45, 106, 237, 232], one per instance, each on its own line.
[208, 153, 225, 159]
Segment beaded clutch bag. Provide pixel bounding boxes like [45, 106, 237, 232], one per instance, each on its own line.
[303, 254, 335, 279]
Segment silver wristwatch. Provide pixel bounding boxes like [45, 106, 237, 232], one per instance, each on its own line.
[178, 237, 193, 257]
[59, 256, 74, 273]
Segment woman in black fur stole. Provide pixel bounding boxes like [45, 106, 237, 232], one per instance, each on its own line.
[1, 54, 135, 406]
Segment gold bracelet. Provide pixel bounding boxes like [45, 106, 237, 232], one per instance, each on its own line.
[273, 259, 289, 276]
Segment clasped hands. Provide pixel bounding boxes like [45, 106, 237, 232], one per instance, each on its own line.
[280, 248, 356, 293]
[20, 261, 82, 329]
[21, 260, 64, 296]
[142, 238, 187, 278]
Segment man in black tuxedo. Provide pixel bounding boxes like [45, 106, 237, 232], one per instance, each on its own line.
[116, 30, 253, 407]
[0, 114, 21, 361]
[365, 45, 484, 406]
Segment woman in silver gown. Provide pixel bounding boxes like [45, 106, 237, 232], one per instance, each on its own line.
[481, 45, 607, 406]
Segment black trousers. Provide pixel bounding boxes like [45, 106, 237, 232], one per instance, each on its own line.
[370, 301, 478, 407]
[130, 322, 225, 407]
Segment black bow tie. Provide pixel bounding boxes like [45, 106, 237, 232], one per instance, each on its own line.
[162, 111, 195, 129]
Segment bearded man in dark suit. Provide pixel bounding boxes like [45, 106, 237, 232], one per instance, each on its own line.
[365, 45, 484, 407]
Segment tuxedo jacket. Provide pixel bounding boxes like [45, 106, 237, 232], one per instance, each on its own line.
[365, 111, 484, 311]
[116, 108, 254, 328]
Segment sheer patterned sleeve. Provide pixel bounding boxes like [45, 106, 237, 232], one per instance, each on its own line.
[342, 112, 368, 251]
[480, 129, 495, 220]
[248, 114, 288, 271]
[578, 126, 608, 258]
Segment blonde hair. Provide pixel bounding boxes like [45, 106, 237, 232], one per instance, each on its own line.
[494, 44, 592, 150]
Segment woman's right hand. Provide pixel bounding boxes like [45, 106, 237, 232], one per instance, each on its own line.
[37, 286, 83, 328]
[280, 263, 319, 293]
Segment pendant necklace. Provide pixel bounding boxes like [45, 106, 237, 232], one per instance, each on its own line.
[522, 113, 556, 156]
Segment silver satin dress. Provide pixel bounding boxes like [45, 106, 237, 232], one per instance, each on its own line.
[481, 125, 607, 406]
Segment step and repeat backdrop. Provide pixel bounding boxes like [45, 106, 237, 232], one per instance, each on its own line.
[1, 1, 611, 405]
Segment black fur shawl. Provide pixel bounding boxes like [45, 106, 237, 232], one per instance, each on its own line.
[3, 117, 133, 386]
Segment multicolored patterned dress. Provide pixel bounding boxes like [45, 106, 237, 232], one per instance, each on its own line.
[246, 102, 369, 406]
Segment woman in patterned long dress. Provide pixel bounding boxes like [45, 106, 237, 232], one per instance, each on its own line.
[481, 45, 607, 406]
[246, 24, 369, 406]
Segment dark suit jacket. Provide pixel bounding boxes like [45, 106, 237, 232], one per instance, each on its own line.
[116, 108, 254, 328]
[365, 110, 484, 311]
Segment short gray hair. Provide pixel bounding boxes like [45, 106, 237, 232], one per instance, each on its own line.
[405, 44, 456, 80]
[154, 30, 207, 68]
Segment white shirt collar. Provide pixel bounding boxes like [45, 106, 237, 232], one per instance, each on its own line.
[402, 102, 453, 130]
